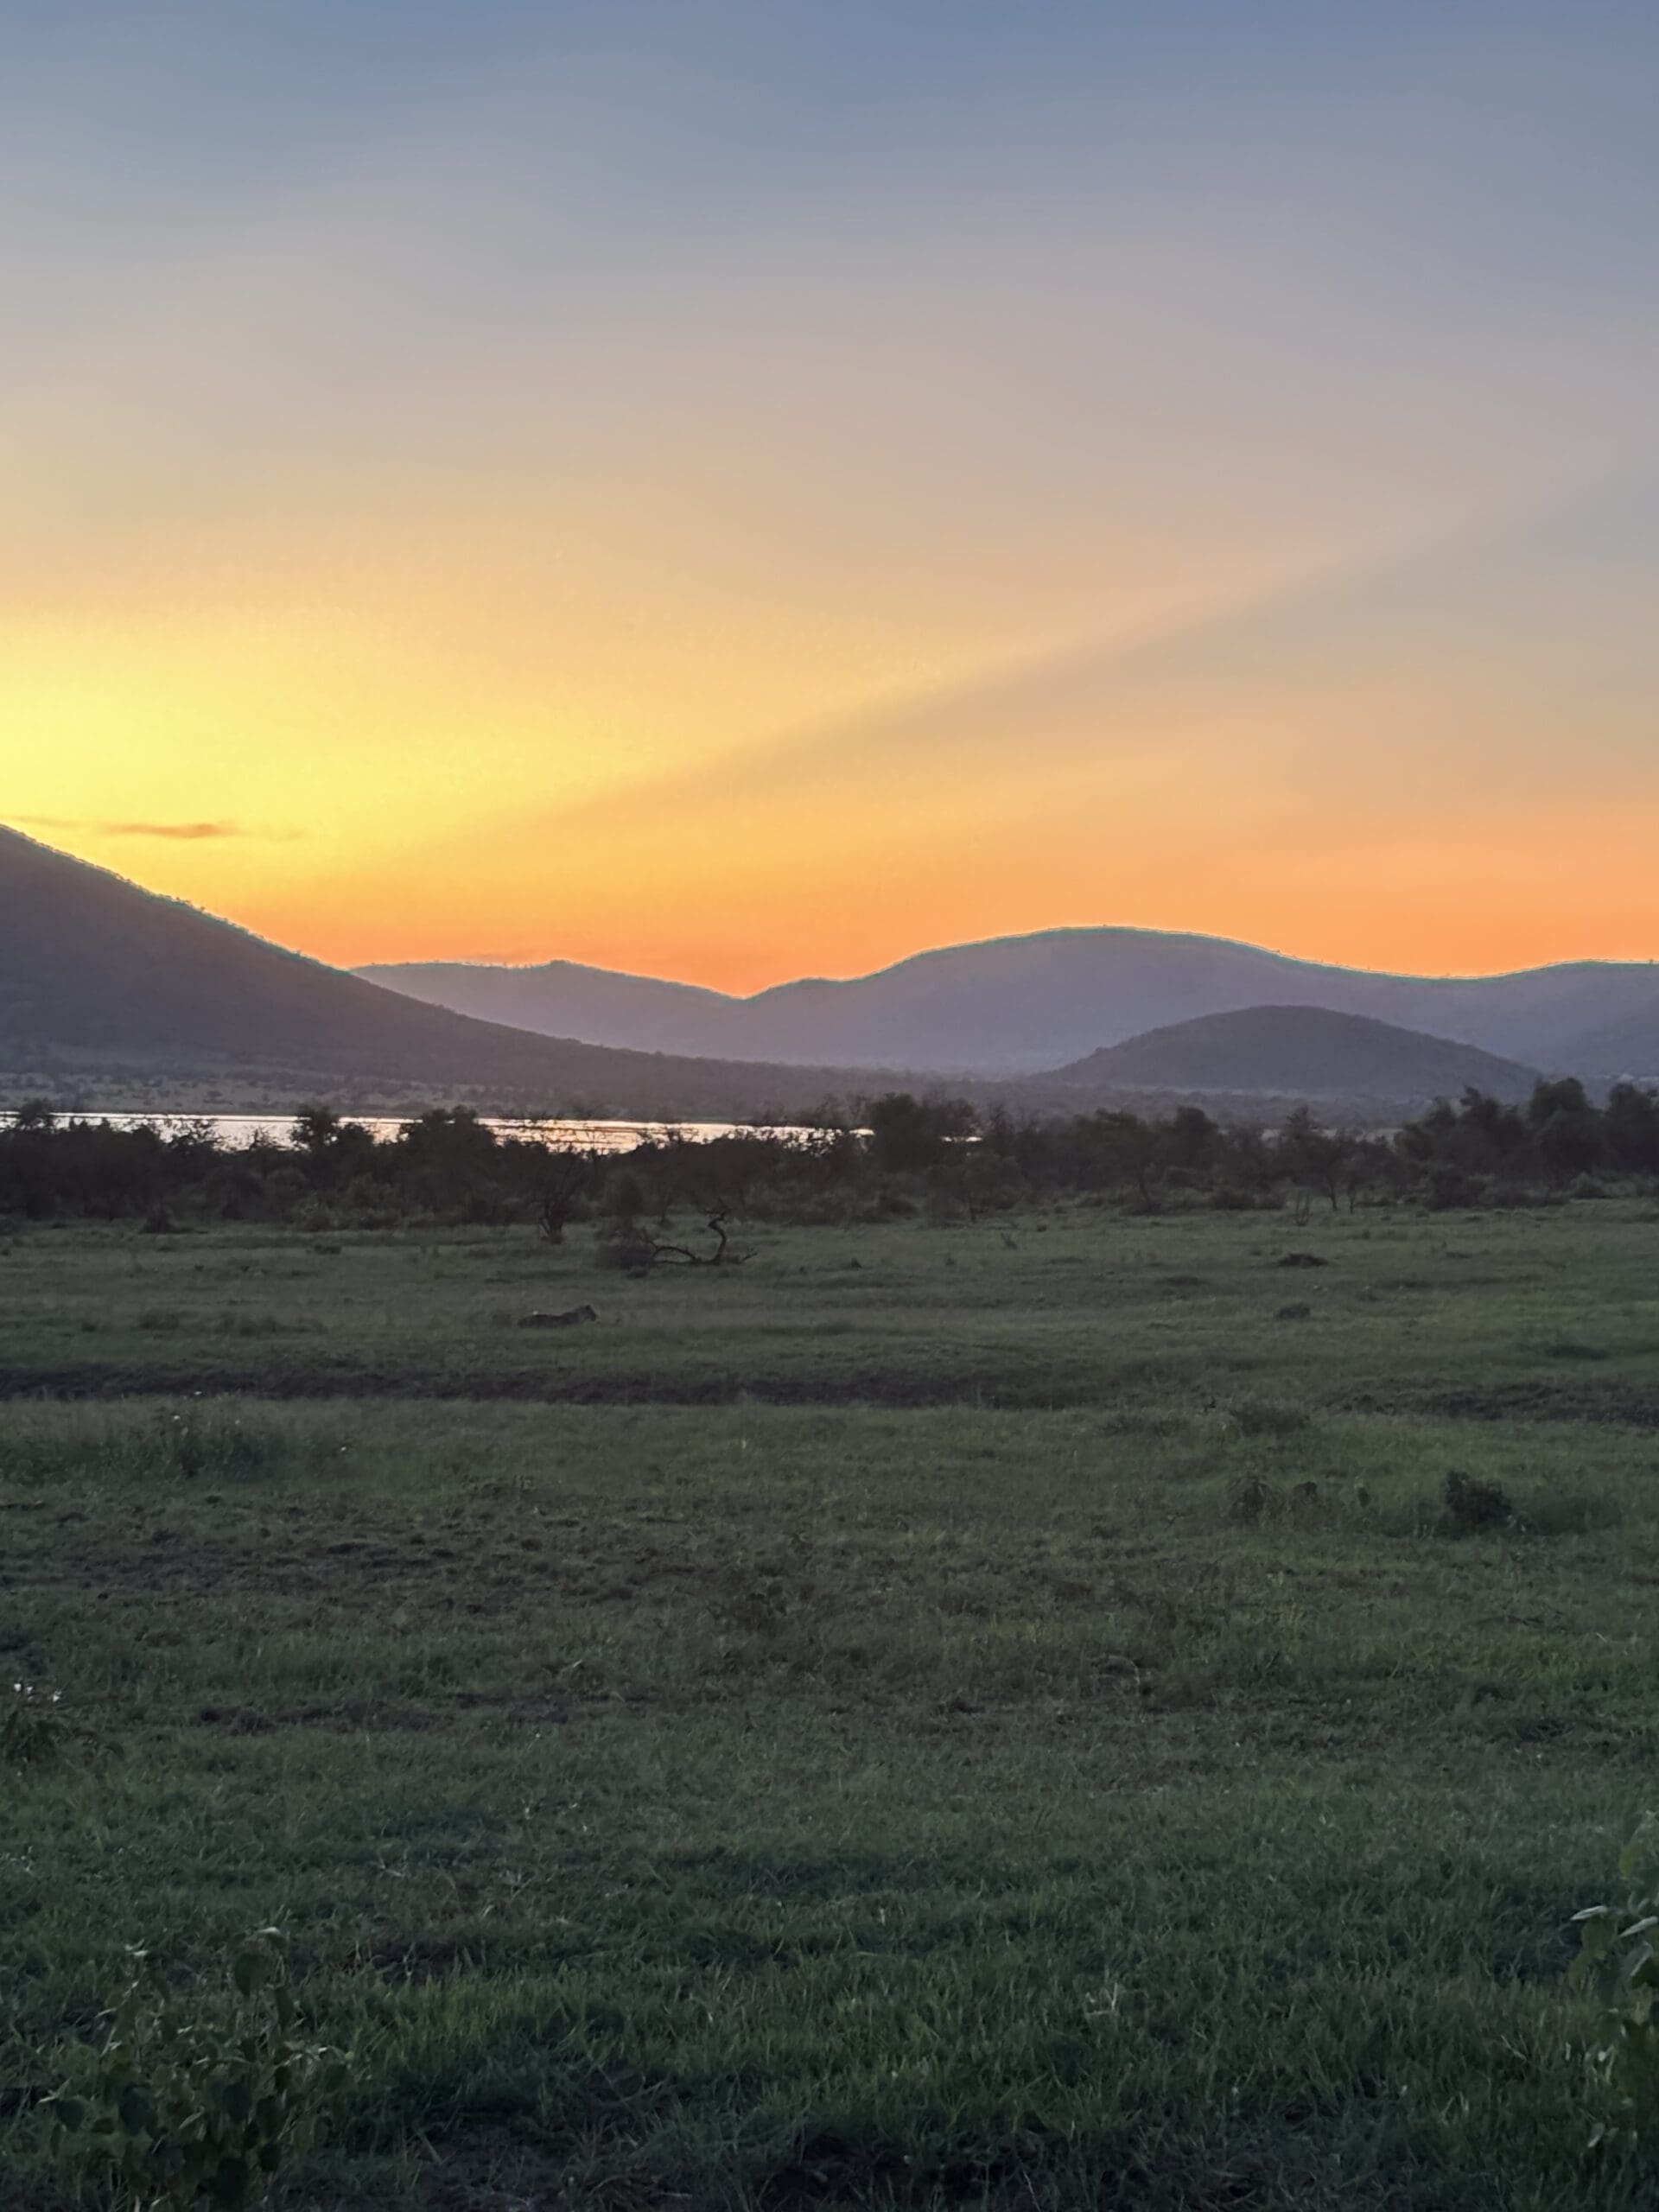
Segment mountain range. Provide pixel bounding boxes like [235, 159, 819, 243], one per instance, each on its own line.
[361, 930, 1659, 1079]
[3, 823, 1655, 1118]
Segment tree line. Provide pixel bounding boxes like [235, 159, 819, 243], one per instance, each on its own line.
[1, 1077, 1656, 1231]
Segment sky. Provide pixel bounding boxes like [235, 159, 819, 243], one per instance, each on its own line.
[5, 1, 1659, 991]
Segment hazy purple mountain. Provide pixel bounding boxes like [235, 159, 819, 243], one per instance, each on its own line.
[1052, 1006, 1540, 1103]
[11, 817, 1650, 1110]
[1541, 1007, 1659, 1085]
[354, 959, 733, 1054]
[0, 826, 874, 1117]
[359, 929, 1659, 1077]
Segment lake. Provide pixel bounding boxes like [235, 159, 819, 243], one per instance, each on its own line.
[3, 1112, 820, 1155]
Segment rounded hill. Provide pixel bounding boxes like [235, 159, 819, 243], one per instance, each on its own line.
[1052, 1004, 1541, 1103]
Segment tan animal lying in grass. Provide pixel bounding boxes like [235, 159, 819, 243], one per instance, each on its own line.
[518, 1304, 599, 1329]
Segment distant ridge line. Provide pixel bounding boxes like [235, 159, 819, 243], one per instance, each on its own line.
[6, 820, 1657, 1103]
[359, 925, 1659, 1079]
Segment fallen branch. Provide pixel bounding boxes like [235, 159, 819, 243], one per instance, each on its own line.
[641, 1210, 751, 1268]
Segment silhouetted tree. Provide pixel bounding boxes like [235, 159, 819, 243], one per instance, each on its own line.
[865, 1094, 976, 1174]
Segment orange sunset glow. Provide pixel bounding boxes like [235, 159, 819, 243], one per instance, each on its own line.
[6, 6, 1659, 993]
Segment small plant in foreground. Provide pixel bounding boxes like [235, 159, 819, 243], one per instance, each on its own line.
[1, 1680, 70, 1765]
[1225, 1393, 1311, 1437]
[1441, 1469, 1514, 1532]
[1572, 1813, 1659, 2146]
[1226, 1473, 1282, 1525]
[47, 1927, 349, 2209]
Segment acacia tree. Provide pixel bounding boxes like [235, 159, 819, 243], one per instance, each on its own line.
[1527, 1077, 1604, 1185]
[536, 1148, 594, 1244]
[864, 1093, 977, 1174]
[1278, 1104, 1348, 1213]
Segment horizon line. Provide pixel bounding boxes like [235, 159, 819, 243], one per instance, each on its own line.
[8, 819, 1657, 1000]
[351, 920, 1659, 1000]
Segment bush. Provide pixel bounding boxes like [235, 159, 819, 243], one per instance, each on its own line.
[1226, 1394, 1312, 1437]
[1226, 1474, 1282, 1524]
[1424, 1163, 1489, 1211]
[1441, 1469, 1514, 1532]
[592, 1227, 658, 1274]
[48, 1928, 348, 2210]
[1, 1680, 71, 1765]
[1572, 1814, 1659, 2145]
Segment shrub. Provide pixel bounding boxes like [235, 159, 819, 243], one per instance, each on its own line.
[1424, 1163, 1489, 1211]
[1227, 1474, 1282, 1524]
[592, 1227, 657, 1274]
[1, 1680, 71, 1765]
[48, 1928, 348, 2210]
[1572, 1814, 1659, 2145]
[1226, 1394, 1312, 1437]
[1442, 1469, 1514, 1532]
[158, 1406, 295, 1483]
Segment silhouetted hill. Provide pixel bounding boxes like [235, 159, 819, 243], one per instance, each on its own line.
[1544, 1010, 1659, 1084]
[357, 957, 731, 1053]
[360, 928, 1659, 1075]
[0, 828, 868, 1117]
[1050, 1006, 1541, 1103]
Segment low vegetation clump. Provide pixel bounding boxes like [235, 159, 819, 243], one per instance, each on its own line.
[46, 1929, 348, 2211]
[1226, 1393, 1313, 1437]
[1573, 1816, 1659, 2146]
[1, 1681, 71, 1767]
[1441, 1467, 1517, 1532]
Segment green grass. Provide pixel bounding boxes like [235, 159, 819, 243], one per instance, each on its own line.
[3, 1201, 1658, 1416]
[4, 1201, 1659, 2207]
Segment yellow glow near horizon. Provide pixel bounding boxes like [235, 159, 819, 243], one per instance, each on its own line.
[11, 557, 1659, 996]
[9, 9, 1659, 994]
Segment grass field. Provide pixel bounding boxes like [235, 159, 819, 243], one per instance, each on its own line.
[4, 1200, 1659, 2208]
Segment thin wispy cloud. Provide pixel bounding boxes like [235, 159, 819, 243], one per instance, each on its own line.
[104, 819, 245, 841]
[12, 816, 293, 842]
[520, 466, 1659, 841]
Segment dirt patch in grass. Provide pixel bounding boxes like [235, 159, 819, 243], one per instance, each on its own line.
[0, 1362, 1058, 1408]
